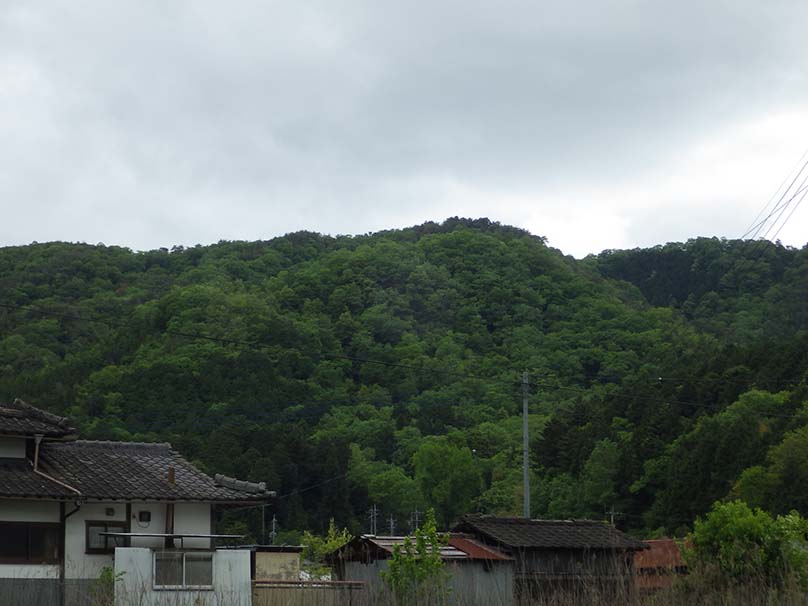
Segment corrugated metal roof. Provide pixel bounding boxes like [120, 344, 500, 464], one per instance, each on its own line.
[448, 536, 512, 561]
[350, 534, 511, 562]
[364, 536, 467, 559]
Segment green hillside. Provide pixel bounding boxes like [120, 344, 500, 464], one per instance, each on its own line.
[2, 218, 807, 538]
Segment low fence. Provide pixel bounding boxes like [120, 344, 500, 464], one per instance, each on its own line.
[0, 579, 97, 606]
[253, 580, 368, 606]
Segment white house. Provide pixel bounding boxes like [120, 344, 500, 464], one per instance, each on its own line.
[0, 399, 273, 606]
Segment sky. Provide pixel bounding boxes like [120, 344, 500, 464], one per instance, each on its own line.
[2, 1, 808, 258]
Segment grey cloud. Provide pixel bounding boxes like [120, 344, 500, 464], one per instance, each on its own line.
[1, 0, 807, 253]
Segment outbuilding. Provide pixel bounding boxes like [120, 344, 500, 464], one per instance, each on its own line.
[452, 515, 645, 602]
[330, 533, 514, 606]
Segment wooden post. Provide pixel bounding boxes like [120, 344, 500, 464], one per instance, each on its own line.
[165, 503, 175, 548]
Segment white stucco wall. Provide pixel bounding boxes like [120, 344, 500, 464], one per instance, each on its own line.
[114, 548, 251, 606]
[173, 503, 212, 549]
[65, 502, 212, 579]
[0, 499, 59, 522]
[65, 502, 127, 579]
[1, 499, 213, 582]
[128, 503, 166, 549]
[0, 437, 26, 458]
[0, 499, 60, 580]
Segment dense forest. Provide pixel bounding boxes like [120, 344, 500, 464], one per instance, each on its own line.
[2, 218, 807, 541]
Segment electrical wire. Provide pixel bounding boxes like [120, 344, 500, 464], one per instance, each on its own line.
[742, 148, 808, 239]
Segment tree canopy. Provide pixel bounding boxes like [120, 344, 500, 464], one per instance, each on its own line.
[2, 219, 808, 537]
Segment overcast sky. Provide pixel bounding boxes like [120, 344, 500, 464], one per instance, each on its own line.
[2, 1, 808, 257]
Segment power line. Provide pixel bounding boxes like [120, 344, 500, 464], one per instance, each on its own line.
[743, 151, 808, 241]
[742, 148, 808, 239]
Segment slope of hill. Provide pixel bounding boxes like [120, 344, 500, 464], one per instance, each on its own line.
[1, 218, 807, 537]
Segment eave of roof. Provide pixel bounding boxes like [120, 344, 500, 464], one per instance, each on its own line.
[0, 399, 76, 437]
[0, 440, 273, 503]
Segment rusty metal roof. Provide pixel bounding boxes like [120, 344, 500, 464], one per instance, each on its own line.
[335, 534, 511, 562]
[448, 535, 512, 561]
[634, 539, 685, 570]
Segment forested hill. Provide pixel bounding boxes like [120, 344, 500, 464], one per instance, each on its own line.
[2, 218, 808, 539]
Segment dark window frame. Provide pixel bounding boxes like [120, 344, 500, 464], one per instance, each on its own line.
[85, 520, 127, 555]
[0, 521, 60, 565]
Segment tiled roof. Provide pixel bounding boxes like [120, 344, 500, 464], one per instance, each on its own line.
[24, 440, 274, 502]
[453, 516, 645, 551]
[0, 457, 75, 498]
[0, 399, 75, 438]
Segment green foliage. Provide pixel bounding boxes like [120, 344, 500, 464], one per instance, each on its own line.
[301, 519, 352, 577]
[89, 566, 124, 606]
[412, 438, 482, 527]
[2, 223, 808, 538]
[381, 509, 450, 606]
[687, 501, 808, 587]
[733, 425, 808, 515]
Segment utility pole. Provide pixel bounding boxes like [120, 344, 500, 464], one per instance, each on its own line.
[409, 509, 421, 533]
[270, 514, 277, 544]
[606, 506, 621, 526]
[368, 505, 379, 535]
[388, 514, 396, 536]
[523, 370, 531, 518]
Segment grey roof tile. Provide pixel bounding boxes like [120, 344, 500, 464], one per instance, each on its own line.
[453, 515, 645, 551]
[0, 399, 75, 438]
[37, 440, 273, 502]
[0, 458, 75, 498]
[0, 401, 273, 503]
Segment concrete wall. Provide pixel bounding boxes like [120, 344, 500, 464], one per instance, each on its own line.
[255, 551, 300, 581]
[114, 548, 251, 606]
[0, 437, 26, 457]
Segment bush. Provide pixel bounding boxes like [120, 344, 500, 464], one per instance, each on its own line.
[686, 500, 808, 587]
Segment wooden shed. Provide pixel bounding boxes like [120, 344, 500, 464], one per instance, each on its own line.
[330, 533, 514, 606]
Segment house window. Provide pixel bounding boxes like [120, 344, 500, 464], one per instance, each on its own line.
[0, 522, 59, 564]
[85, 521, 127, 554]
[154, 551, 214, 590]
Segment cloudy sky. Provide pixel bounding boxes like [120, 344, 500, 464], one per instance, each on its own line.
[2, 1, 808, 257]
